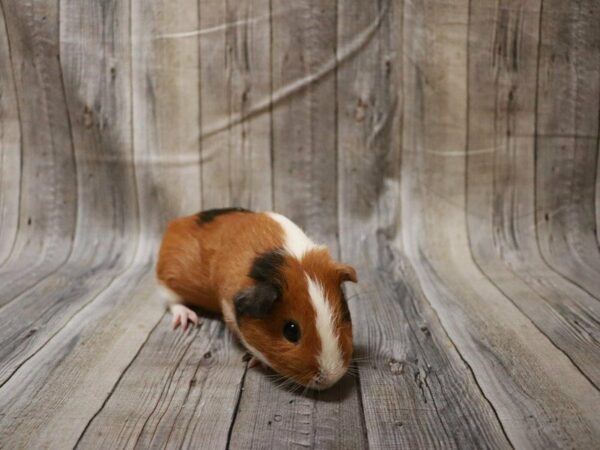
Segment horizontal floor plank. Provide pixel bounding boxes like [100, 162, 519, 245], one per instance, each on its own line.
[77, 314, 247, 449]
[0, 265, 164, 448]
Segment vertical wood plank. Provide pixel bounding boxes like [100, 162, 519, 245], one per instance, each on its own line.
[0, 1, 20, 267]
[535, 0, 600, 297]
[0, 0, 139, 389]
[77, 315, 246, 449]
[401, 0, 600, 447]
[337, 0, 401, 268]
[271, 0, 338, 252]
[0, 0, 77, 305]
[226, 0, 273, 210]
[199, 0, 230, 208]
[0, 270, 165, 449]
[132, 0, 202, 235]
[337, 1, 510, 448]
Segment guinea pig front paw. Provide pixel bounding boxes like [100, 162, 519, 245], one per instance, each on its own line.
[170, 304, 199, 331]
[242, 353, 264, 369]
[248, 356, 262, 369]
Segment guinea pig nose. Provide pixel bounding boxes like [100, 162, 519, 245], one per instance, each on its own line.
[314, 370, 326, 385]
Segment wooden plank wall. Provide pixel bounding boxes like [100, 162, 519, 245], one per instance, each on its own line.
[0, 0, 599, 448]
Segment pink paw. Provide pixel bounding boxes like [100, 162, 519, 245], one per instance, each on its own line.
[170, 304, 199, 331]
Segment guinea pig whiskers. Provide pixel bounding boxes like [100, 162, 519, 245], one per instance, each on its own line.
[346, 365, 360, 373]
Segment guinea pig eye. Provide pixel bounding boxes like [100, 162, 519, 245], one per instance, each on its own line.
[282, 320, 301, 343]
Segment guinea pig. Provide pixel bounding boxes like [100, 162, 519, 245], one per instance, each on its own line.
[156, 207, 357, 390]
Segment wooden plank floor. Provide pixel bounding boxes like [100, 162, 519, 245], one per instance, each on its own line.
[2, 0, 600, 448]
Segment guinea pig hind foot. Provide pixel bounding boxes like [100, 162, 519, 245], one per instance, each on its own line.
[170, 304, 200, 331]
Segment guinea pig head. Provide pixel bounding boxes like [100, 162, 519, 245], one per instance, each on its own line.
[233, 248, 357, 390]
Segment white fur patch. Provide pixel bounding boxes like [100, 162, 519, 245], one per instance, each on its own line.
[158, 283, 182, 305]
[265, 212, 323, 258]
[306, 275, 346, 386]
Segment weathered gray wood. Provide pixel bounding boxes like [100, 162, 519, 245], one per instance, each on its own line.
[271, 0, 339, 253]
[132, 0, 202, 231]
[225, 0, 273, 211]
[230, 368, 365, 450]
[0, 1, 20, 267]
[337, 2, 512, 447]
[346, 268, 511, 449]
[466, 0, 600, 389]
[535, 0, 600, 298]
[77, 315, 246, 449]
[0, 269, 164, 448]
[0, 0, 138, 390]
[1, 0, 600, 448]
[401, 0, 600, 448]
[0, 0, 77, 306]
[199, 0, 230, 209]
[335, 1, 406, 447]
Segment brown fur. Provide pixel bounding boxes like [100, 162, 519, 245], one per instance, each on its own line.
[156, 211, 356, 387]
[239, 254, 321, 385]
[157, 211, 283, 312]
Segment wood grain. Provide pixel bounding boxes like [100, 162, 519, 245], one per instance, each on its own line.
[230, 366, 366, 450]
[271, 0, 339, 252]
[402, 0, 600, 447]
[0, 0, 20, 267]
[1, 0, 600, 448]
[346, 268, 511, 450]
[535, 0, 600, 298]
[199, 0, 230, 209]
[0, 0, 77, 306]
[467, 0, 600, 389]
[225, 0, 273, 211]
[0, 269, 164, 448]
[132, 0, 202, 234]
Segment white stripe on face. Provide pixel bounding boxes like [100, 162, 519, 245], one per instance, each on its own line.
[266, 211, 345, 387]
[306, 275, 346, 387]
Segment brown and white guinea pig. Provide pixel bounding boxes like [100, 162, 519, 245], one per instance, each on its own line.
[156, 207, 357, 390]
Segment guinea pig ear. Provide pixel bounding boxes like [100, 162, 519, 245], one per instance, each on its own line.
[336, 264, 357, 283]
[234, 283, 280, 319]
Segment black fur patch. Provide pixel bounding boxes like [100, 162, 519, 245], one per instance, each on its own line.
[196, 207, 251, 225]
[248, 250, 285, 287]
[234, 284, 280, 319]
[234, 250, 285, 320]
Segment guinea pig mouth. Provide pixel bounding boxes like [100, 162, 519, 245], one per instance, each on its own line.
[306, 368, 346, 390]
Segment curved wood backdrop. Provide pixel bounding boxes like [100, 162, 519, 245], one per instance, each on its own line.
[1, 0, 599, 448]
